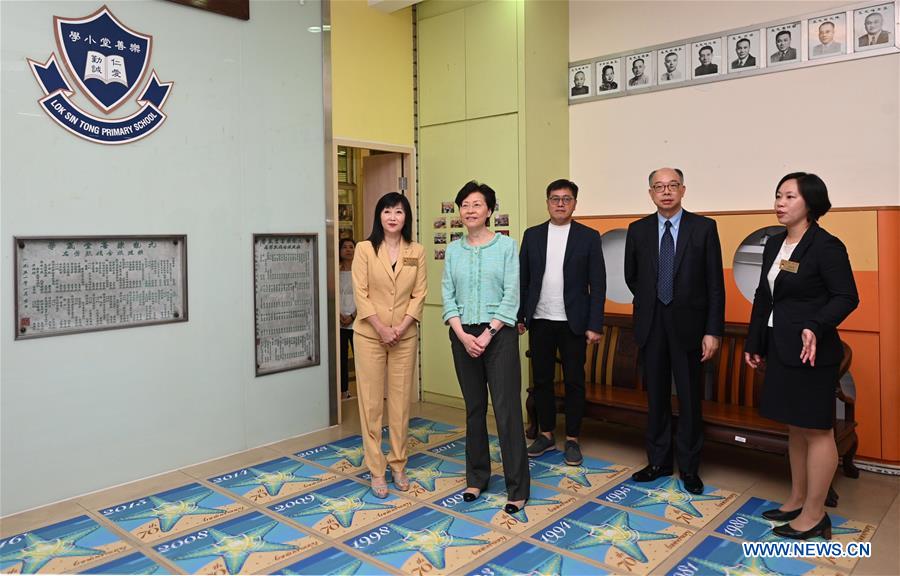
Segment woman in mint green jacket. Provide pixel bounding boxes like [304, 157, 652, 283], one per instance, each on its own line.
[442, 180, 529, 515]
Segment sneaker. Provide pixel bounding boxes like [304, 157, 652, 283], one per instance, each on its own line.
[564, 440, 583, 466]
[527, 434, 556, 457]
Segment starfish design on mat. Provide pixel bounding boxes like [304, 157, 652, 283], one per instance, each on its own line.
[483, 552, 565, 576]
[0, 525, 104, 574]
[407, 421, 448, 444]
[374, 515, 488, 569]
[323, 442, 366, 468]
[287, 484, 394, 528]
[627, 477, 723, 517]
[687, 554, 781, 576]
[230, 464, 320, 496]
[170, 521, 298, 574]
[568, 510, 675, 563]
[531, 460, 618, 488]
[407, 460, 464, 491]
[117, 491, 225, 532]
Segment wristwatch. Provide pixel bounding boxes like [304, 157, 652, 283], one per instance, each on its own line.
[488, 326, 498, 336]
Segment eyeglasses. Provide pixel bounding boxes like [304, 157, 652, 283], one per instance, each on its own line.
[548, 196, 575, 205]
[652, 182, 682, 193]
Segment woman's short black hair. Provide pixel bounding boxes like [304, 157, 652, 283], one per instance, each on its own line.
[367, 192, 413, 253]
[777, 172, 831, 222]
[455, 181, 496, 226]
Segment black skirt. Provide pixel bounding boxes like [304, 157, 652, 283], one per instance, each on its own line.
[759, 329, 837, 430]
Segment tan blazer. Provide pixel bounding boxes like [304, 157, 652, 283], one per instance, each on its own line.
[352, 240, 427, 340]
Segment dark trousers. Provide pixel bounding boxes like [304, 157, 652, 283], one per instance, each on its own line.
[340, 328, 353, 393]
[450, 325, 530, 501]
[529, 319, 587, 438]
[641, 302, 703, 474]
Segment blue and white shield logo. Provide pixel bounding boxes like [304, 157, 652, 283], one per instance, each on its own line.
[55, 5, 152, 113]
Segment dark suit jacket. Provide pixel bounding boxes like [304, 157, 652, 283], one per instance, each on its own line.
[694, 63, 718, 76]
[731, 54, 757, 68]
[770, 47, 797, 62]
[859, 31, 890, 46]
[745, 224, 859, 367]
[624, 210, 725, 349]
[571, 86, 590, 96]
[518, 220, 606, 335]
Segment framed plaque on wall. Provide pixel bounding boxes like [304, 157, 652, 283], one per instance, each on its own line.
[253, 234, 320, 375]
[14, 235, 188, 339]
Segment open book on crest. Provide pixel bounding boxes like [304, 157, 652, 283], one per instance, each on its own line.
[84, 51, 128, 86]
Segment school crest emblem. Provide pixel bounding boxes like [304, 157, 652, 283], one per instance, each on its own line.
[27, 5, 172, 144]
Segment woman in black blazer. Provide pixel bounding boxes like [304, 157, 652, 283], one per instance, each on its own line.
[745, 172, 859, 540]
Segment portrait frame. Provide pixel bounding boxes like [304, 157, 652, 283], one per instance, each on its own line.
[568, 63, 593, 100]
[691, 38, 723, 79]
[657, 44, 688, 85]
[808, 13, 848, 60]
[727, 30, 761, 73]
[625, 51, 654, 91]
[854, 2, 895, 51]
[595, 58, 622, 95]
[766, 21, 801, 66]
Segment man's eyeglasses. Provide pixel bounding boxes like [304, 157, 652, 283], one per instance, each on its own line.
[652, 182, 682, 193]
[548, 196, 575, 205]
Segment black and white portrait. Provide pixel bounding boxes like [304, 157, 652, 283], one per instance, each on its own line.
[657, 45, 686, 84]
[767, 22, 800, 65]
[691, 39, 722, 78]
[855, 3, 894, 51]
[809, 14, 847, 59]
[728, 31, 760, 72]
[595, 58, 621, 94]
[626, 52, 653, 91]
[569, 64, 592, 98]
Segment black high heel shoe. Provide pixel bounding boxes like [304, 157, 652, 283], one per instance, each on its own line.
[772, 513, 832, 540]
[762, 507, 802, 522]
[504, 500, 527, 515]
[463, 485, 488, 502]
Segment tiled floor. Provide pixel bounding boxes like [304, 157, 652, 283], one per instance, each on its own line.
[1, 400, 897, 575]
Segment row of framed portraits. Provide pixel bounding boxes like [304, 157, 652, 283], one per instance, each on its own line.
[569, 0, 898, 102]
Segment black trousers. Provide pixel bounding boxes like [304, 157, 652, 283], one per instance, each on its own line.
[641, 302, 703, 474]
[529, 319, 587, 438]
[450, 325, 530, 501]
[340, 328, 353, 393]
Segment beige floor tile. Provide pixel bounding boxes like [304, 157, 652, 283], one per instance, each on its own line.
[853, 490, 900, 575]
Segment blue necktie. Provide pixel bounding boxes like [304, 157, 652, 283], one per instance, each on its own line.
[658, 220, 674, 305]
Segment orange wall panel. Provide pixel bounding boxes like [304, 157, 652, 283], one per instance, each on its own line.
[840, 331, 883, 460]
[878, 211, 900, 462]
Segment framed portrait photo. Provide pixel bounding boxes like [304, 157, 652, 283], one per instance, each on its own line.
[625, 52, 654, 91]
[657, 45, 687, 85]
[691, 38, 723, 78]
[809, 13, 848, 59]
[595, 58, 622, 94]
[766, 21, 801, 66]
[854, 3, 895, 51]
[569, 64, 592, 99]
[727, 30, 760, 72]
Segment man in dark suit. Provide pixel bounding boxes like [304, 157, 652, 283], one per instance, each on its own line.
[571, 71, 590, 96]
[731, 38, 756, 68]
[624, 167, 725, 495]
[859, 12, 890, 46]
[770, 31, 798, 63]
[519, 179, 606, 466]
[694, 46, 718, 76]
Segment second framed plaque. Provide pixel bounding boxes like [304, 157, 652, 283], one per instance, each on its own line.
[253, 234, 320, 376]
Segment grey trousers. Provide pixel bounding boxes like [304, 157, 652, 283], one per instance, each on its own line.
[450, 324, 530, 501]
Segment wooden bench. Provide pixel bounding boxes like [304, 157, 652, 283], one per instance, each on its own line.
[525, 313, 859, 504]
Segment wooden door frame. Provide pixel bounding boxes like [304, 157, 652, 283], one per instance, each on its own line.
[331, 138, 418, 424]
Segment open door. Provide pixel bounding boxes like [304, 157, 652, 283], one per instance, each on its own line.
[362, 152, 405, 239]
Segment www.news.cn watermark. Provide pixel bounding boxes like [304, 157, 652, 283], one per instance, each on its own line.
[742, 541, 872, 558]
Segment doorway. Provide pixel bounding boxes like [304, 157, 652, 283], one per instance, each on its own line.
[332, 140, 418, 423]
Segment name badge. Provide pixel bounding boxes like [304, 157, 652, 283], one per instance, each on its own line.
[403, 257, 417, 267]
[779, 259, 800, 273]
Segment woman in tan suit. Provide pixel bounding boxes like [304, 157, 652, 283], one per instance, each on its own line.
[352, 192, 427, 498]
